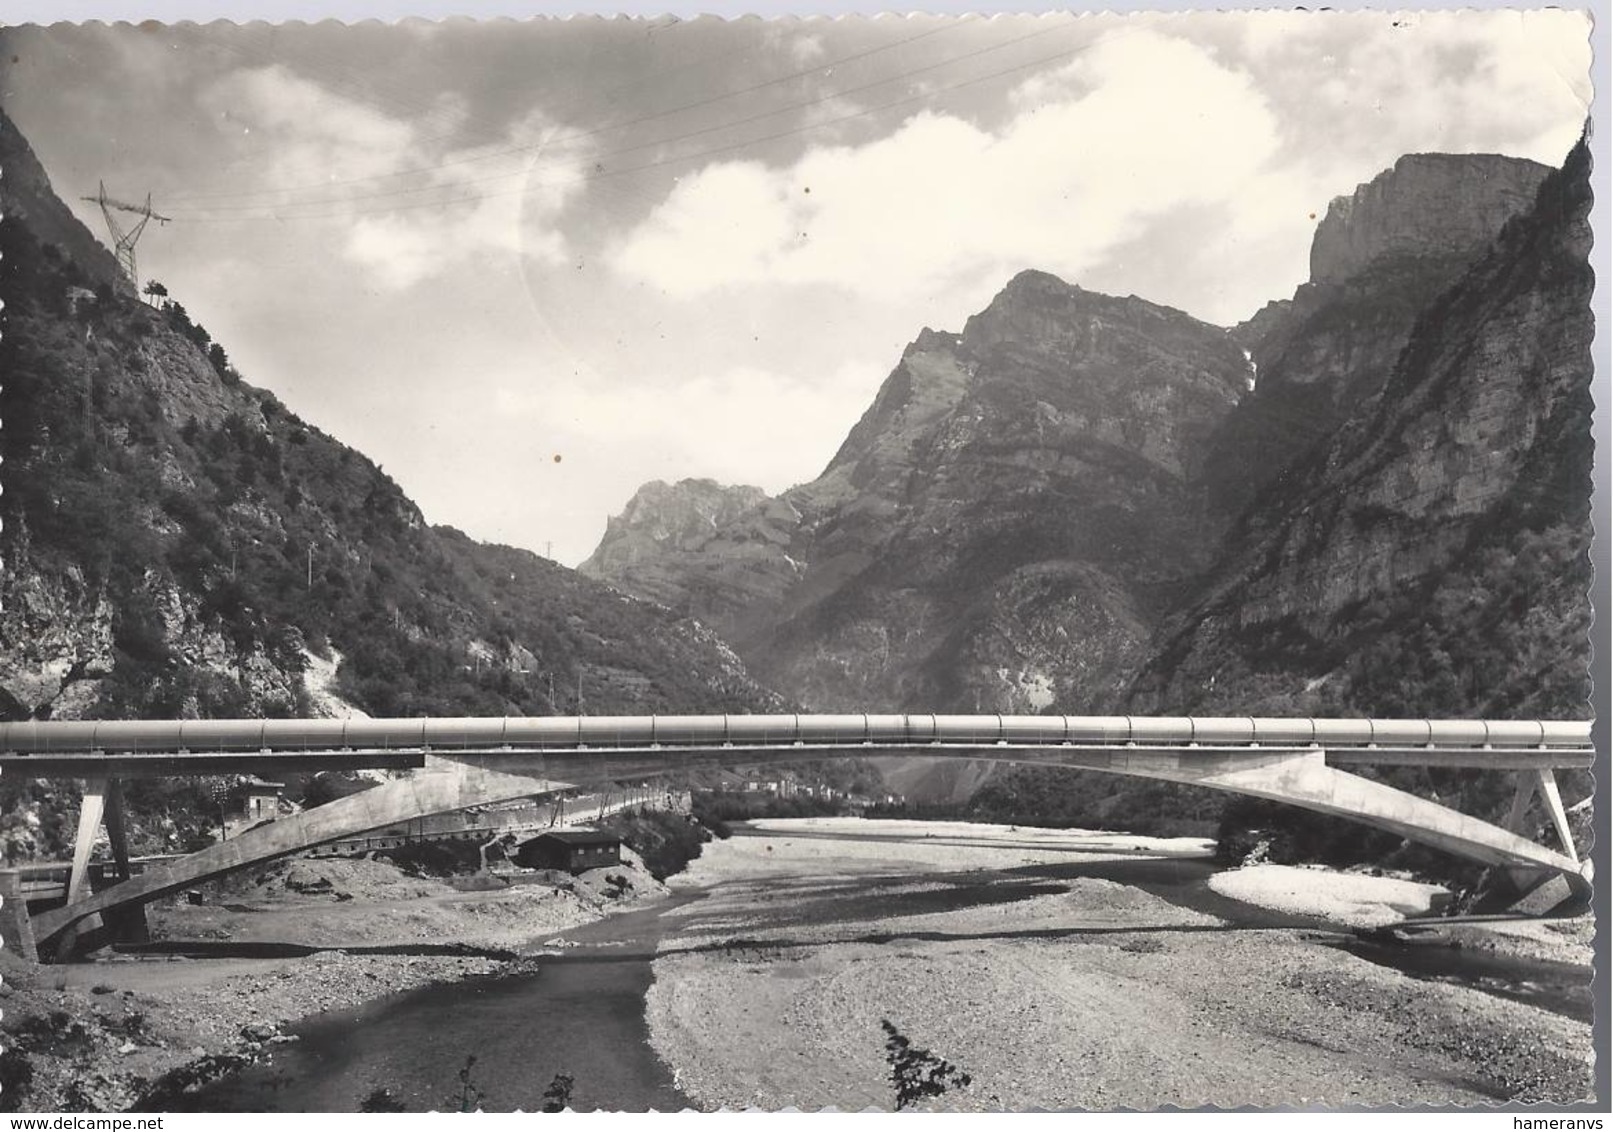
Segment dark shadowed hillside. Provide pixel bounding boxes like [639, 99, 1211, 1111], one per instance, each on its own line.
[0, 108, 778, 727]
[1205, 154, 1550, 521]
[1129, 137, 1593, 723]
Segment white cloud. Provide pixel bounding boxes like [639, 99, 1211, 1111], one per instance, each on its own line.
[789, 33, 828, 66]
[1238, 10, 1590, 166]
[610, 30, 1282, 311]
[608, 18, 1589, 327]
[200, 66, 584, 291]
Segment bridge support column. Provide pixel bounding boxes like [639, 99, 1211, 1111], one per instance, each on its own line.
[60, 778, 147, 957]
[99, 780, 149, 945]
[103, 778, 134, 880]
[66, 778, 109, 907]
[1496, 769, 1583, 912]
[56, 779, 112, 960]
[1531, 769, 1577, 862]
[0, 869, 39, 964]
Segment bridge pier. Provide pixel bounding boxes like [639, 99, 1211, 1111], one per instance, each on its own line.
[66, 777, 110, 907]
[55, 777, 148, 960]
[0, 870, 39, 964]
[1495, 768, 1586, 913]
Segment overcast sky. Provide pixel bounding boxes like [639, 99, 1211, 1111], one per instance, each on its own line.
[0, 12, 1591, 564]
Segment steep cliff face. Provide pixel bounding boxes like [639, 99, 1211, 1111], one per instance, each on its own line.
[1129, 138, 1594, 719]
[0, 107, 780, 728]
[1308, 153, 1551, 285]
[591, 271, 1250, 710]
[1204, 154, 1551, 519]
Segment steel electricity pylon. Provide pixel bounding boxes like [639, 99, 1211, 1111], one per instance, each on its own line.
[81, 182, 170, 288]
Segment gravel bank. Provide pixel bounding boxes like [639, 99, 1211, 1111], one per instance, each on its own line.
[1206, 863, 1450, 927]
[645, 818, 1594, 1110]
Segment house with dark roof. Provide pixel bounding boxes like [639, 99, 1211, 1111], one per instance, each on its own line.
[513, 829, 623, 874]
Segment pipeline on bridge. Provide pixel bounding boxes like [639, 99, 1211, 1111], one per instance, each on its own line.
[0, 714, 1592, 755]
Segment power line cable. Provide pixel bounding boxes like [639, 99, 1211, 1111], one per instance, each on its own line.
[164, 19, 975, 206]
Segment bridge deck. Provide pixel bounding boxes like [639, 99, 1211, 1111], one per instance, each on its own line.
[0, 713, 1591, 761]
[1, 715, 1592, 958]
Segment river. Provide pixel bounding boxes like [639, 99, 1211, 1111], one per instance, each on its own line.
[169, 820, 1593, 1111]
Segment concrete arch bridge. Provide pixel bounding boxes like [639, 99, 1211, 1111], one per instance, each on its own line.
[0, 714, 1593, 960]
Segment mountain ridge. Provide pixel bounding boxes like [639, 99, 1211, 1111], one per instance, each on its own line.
[589, 267, 1251, 712]
[585, 145, 1589, 736]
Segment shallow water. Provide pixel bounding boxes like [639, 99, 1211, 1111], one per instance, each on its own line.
[169, 895, 699, 1112]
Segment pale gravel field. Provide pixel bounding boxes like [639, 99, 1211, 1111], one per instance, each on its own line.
[1207, 863, 1450, 927]
[669, 816, 1215, 889]
[646, 818, 1594, 1111]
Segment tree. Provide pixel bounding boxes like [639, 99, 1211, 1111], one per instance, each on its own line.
[881, 1020, 972, 1110]
[444, 1055, 485, 1112]
[358, 1088, 407, 1113]
[142, 280, 168, 306]
[540, 1074, 574, 1113]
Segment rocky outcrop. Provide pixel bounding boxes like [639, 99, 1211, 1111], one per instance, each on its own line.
[1129, 137, 1594, 720]
[0, 549, 116, 719]
[580, 479, 804, 629]
[1308, 154, 1551, 286]
[591, 270, 1250, 710]
[1204, 154, 1552, 520]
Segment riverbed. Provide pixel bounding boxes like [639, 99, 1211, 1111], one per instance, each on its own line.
[58, 817, 1596, 1111]
[641, 819, 1593, 1109]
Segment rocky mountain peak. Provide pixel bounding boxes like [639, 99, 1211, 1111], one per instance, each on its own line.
[1309, 152, 1551, 286]
[584, 478, 772, 568]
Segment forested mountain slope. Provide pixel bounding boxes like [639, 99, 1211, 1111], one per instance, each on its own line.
[0, 107, 779, 856]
